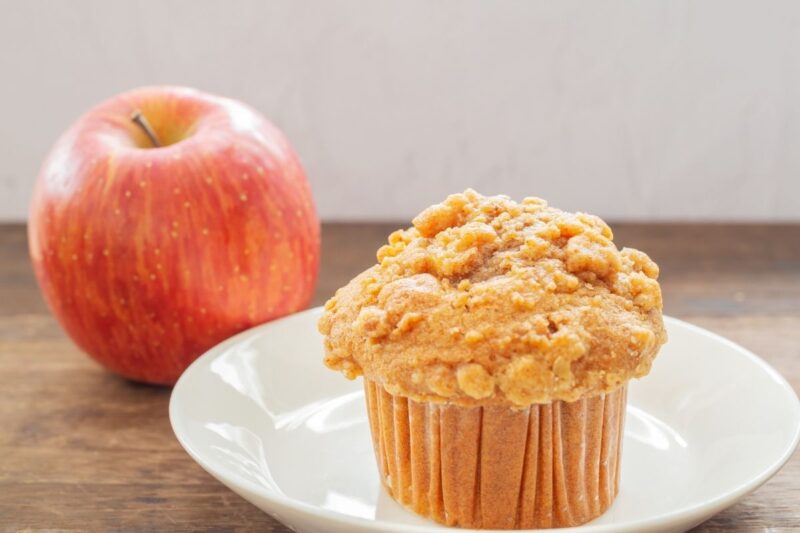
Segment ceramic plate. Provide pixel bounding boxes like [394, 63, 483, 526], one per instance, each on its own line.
[170, 308, 800, 533]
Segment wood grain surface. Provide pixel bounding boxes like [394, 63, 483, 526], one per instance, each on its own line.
[1, 222, 798, 531]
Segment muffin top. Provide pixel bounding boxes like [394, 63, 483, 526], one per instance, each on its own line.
[319, 190, 667, 407]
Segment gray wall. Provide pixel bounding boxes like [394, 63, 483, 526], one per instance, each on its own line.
[2, 0, 799, 222]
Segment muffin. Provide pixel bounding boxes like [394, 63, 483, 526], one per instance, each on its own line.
[318, 190, 667, 529]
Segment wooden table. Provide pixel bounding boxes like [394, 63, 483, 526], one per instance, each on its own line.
[1, 223, 798, 531]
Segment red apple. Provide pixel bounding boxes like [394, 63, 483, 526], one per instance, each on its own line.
[29, 86, 320, 384]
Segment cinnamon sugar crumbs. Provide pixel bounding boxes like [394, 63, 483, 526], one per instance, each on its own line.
[319, 190, 667, 407]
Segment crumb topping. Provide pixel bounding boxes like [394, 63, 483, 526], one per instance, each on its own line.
[319, 190, 667, 407]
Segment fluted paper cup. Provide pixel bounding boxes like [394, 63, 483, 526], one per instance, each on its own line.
[363, 379, 626, 529]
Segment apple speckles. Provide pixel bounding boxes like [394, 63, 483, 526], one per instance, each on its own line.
[145, 161, 152, 169]
[240, 193, 248, 202]
[173, 187, 181, 195]
[256, 166, 264, 175]
[183, 201, 190, 208]
[170, 231, 179, 238]
[201, 228, 209, 236]
[200, 307, 207, 315]
[114, 208, 121, 216]
[172, 153, 182, 160]
[139, 180, 146, 188]
[242, 173, 249, 181]
[149, 273, 156, 281]
[102, 249, 110, 257]
[124, 190, 132, 198]
[154, 248, 161, 255]
[205, 177, 213, 185]
[71, 254, 78, 261]
[156, 263, 163, 271]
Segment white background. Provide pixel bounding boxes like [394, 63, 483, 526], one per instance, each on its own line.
[2, 0, 799, 222]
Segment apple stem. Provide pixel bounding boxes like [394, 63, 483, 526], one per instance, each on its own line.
[130, 110, 161, 148]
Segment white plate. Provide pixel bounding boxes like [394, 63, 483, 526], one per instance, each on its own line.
[170, 308, 800, 533]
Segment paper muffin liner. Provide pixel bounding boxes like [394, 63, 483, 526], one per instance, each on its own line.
[363, 379, 627, 529]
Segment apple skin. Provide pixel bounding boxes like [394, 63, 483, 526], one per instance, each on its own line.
[29, 86, 320, 384]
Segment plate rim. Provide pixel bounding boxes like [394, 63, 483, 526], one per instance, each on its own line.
[169, 309, 800, 532]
